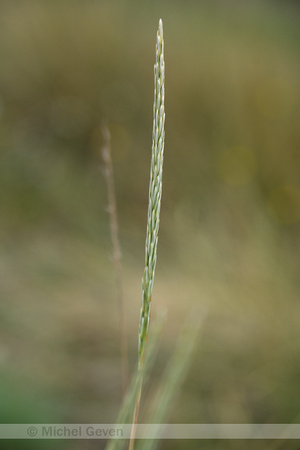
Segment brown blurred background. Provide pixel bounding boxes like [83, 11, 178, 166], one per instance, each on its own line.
[0, 1, 300, 449]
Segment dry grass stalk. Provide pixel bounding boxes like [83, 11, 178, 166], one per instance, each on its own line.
[102, 122, 129, 395]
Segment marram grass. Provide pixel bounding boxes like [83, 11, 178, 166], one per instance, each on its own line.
[139, 18, 165, 368]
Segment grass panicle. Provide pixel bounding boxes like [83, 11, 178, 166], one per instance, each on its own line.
[129, 19, 165, 450]
[139, 18, 165, 367]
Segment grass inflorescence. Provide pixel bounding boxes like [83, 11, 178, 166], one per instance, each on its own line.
[138, 18, 165, 368]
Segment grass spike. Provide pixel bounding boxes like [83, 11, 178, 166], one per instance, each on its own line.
[129, 19, 165, 450]
[139, 18, 165, 367]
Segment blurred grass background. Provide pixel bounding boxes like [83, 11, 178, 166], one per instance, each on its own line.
[0, 0, 300, 448]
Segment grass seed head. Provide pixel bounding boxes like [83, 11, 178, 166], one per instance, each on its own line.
[138, 19, 165, 365]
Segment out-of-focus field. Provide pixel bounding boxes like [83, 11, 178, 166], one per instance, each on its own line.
[0, 1, 300, 449]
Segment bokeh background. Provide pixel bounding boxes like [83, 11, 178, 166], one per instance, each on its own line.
[0, 0, 300, 449]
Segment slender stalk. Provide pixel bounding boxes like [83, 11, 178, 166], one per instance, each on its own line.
[102, 122, 129, 396]
[105, 312, 166, 450]
[129, 18, 165, 450]
[139, 311, 205, 450]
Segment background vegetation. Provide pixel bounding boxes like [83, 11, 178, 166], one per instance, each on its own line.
[0, 1, 299, 449]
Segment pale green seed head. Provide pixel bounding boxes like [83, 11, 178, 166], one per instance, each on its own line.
[138, 19, 165, 364]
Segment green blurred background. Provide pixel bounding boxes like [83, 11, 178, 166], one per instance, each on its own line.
[0, 0, 300, 448]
